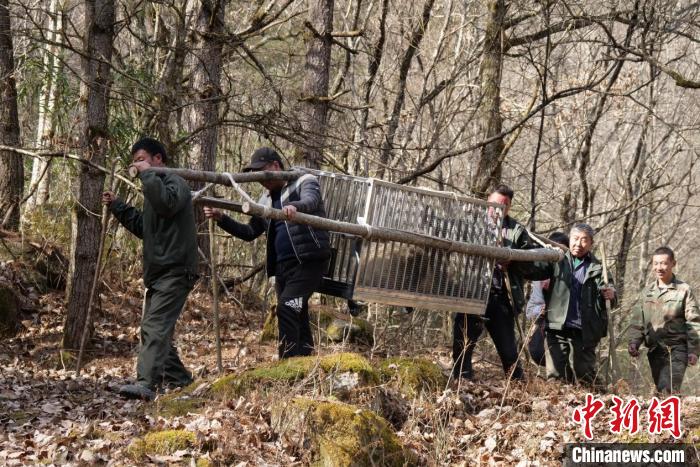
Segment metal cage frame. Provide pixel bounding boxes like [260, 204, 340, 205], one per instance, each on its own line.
[307, 169, 505, 315]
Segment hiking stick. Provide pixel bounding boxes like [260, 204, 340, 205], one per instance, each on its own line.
[600, 242, 617, 383]
[76, 162, 117, 375]
[209, 217, 223, 374]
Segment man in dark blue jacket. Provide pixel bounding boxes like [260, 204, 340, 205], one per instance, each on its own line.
[204, 147, 331, 359]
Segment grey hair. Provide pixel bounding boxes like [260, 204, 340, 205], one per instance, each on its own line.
[570, 223, 595, 240]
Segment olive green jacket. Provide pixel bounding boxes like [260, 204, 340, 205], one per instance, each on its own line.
[628, 276, 700, 355]
[110, 170, 198, 287]
[500, 216, 535, 314]
[520, 251, 610, 347]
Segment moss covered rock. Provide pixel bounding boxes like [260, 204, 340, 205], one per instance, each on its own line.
[378, 357, 447, 398]
[319, 352, 378, 386]
[209, 353, 379, 398]
[260, 309, 278, 343]
[210, 356, 314, 398]
[325, 316, 374, 345]
[260, 307, 374, 346]
[128, 429, 196, 458]
[272, 397, 417, 466]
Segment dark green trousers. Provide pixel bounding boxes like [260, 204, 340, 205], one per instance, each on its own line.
[137, 273, 194, 390]
[647, 345, 687, 394]
[545, 328, 598, 385]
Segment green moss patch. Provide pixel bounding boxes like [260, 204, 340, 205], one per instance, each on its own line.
[155, 394, 206, 417]
[209, 353, 379, 398]
[319, 352, 378, 385]
[210, 357, 315, 398]
[128, 429, 196, 458]
[379, 357, 447, 397]
[260, 310, 278, 343]
[273, 397, 417, 466]
[325, 316, 374, 345]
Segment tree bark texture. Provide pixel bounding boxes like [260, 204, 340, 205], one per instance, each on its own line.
[298, 0, 334, 169]
[0, 0, 22, 231]
[63, 0, 114, 354]
[185, 0, 225, 266]
[470, 0, 507, 198]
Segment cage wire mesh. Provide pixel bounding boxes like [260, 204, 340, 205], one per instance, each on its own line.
[306, 169, 504, 315]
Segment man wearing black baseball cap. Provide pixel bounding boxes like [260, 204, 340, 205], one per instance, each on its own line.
[242, 147, 285, 172]
[204, 147, 331, 359]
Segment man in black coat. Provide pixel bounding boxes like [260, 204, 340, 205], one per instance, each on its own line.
[204, 147, 331, 359]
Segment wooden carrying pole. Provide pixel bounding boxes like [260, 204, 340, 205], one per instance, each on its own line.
[196, 196, 565, 263]
[129, 166, 302, 185]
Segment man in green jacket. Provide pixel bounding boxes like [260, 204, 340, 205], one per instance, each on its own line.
[628, 246, 700, 393]
[452, 184, 534, 381]
[521, 223, 615, 385]
[102, 137, 198, 401]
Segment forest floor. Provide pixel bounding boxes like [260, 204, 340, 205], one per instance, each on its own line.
[1, 276, 699, 466]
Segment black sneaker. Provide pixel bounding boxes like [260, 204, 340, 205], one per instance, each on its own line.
[118, 384, 156, 401]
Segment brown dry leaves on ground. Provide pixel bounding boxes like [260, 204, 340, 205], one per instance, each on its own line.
[1, 280, 699, 466]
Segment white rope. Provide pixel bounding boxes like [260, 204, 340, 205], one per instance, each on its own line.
[223, 172, 255, 204]
[526, 229, 550, 248]
[192, 183, 214, 201]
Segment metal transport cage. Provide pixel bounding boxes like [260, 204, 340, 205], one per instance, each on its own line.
[307, 169, 504, 315]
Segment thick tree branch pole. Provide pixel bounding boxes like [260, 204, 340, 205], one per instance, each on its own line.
[132, 166, 302, 185]
[196, 196, 564, 263]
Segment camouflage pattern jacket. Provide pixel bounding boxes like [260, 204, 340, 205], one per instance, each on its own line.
[628, 276, 700, 355]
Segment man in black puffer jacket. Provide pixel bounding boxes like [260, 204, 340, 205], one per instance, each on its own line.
[204, 147, 331, 359]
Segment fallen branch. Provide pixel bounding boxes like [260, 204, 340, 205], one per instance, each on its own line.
[0, 145, 138, 191]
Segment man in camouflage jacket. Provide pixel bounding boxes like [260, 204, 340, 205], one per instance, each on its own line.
[628, 246, 700, 393]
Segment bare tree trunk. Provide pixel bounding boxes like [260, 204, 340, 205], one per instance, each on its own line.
[144, 2, 191, 158]
[615, 111, 652, 299]
[27, 0, 64, 210]
[355, 0, 388, 176]
[470, 0, 507, 197]
[298, 0, 334, 169]
[0, 0, 22, 231]
[63, 0, 114, 356]
[377, 0, 435, 179]
[186, 0, 225, 266]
